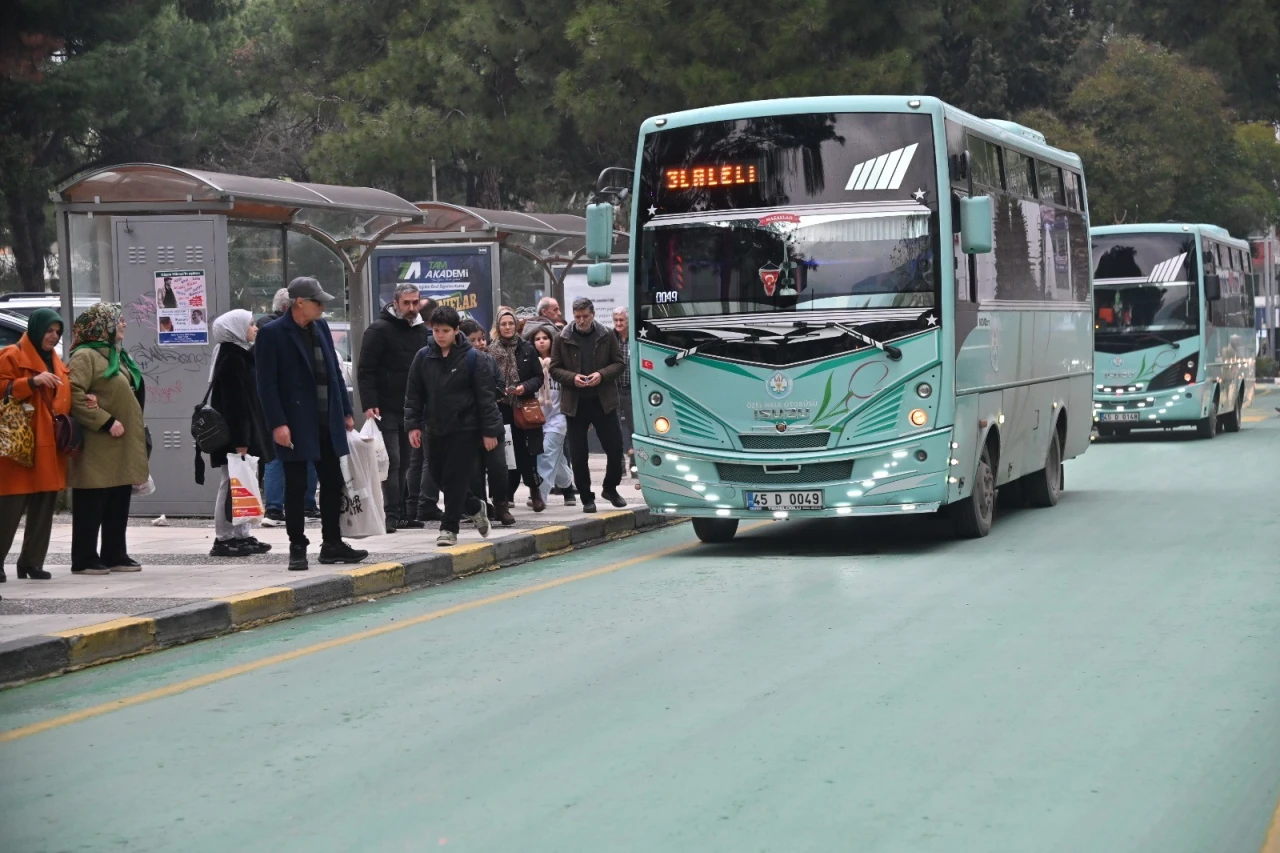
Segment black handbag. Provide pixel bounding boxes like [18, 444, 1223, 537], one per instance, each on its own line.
[39, 386, 83, 456]
[190, 379, 230, 453]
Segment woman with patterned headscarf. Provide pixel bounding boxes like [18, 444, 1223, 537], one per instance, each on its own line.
[67, 303, 149, 575]
[489, 306, 545, 519]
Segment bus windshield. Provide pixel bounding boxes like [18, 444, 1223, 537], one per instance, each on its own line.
[1092, 233, 1199, 338]
[639, 208, 935, 319]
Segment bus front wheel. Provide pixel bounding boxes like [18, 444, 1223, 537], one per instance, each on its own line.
[951, 444, 995, 539]
[1196, 394, 1219, 439]
[692, 518, 739, 543]
[1221, 384, 1244, 433]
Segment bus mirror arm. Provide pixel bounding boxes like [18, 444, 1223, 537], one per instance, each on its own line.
[1203, 273, 1222, 301]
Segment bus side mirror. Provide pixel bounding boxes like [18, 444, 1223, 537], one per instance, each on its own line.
[586, 262, 612, 287]
[585, 203, 614, 262]
[1203, 272, 1222, 301]
[960, 196, 994, 254]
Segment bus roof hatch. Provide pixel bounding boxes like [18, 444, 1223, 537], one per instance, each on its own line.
[985, 120, 1047, 145]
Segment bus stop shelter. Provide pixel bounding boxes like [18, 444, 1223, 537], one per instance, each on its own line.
[52, 163, 626, 516]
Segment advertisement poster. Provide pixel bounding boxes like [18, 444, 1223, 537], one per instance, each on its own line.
[154, 269, 209, 345]
[560, 262, 628, 320]
[374, 244, 494, 332]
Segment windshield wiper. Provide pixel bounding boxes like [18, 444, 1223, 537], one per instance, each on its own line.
[1100, 331, 1180, 350]
[789, 320, 903, 360]
[664, 335, 756, 366]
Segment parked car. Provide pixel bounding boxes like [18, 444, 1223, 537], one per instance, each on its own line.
[0, 309, 27, 349]
[0, 292, 97, 320]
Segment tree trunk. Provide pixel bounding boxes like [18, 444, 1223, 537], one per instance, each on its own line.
[4, 191, 49, 291]
[474, 166, 502, 210]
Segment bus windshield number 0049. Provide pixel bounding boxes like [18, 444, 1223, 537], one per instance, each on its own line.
[665, 163, 759, 191]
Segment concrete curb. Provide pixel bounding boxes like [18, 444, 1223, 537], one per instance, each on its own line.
[0, 506, 670, 687]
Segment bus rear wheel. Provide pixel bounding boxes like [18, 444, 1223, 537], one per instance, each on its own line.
[1221, 384, 1244, 433]
[692, 518, 739, 543]
[1024, 430, 1063, 508]
[951, 444, 995, 539]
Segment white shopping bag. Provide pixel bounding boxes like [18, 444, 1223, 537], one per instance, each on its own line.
[225, 454, 264, 526]
[340, 430, 386, 538]
[502, 424, 516, 468]
[360, 417, 390, 482]
[132, 476, 156, 497]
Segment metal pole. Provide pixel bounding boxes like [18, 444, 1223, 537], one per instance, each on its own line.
[431, 159, 438, 202]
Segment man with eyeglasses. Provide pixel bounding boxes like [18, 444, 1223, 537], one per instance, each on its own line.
[256, 276, 369, 571]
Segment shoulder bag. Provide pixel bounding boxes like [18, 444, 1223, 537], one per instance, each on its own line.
[190, 374, 230, 453]
[0, 380, 35, 468]
[39, 385, 82, 456]
[513, 396, 546, 429]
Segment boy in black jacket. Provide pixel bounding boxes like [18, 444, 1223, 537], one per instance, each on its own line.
[404, 306, 504, 546]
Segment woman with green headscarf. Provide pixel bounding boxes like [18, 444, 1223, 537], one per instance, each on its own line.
[0, 308, 71, 583]
[67, 303, 149, 575]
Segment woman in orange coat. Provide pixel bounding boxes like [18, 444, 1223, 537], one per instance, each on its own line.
[0, 309, 72, 582]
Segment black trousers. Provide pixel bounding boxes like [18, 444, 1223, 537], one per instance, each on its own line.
[406, 443, 441, 518]
[500, 404, 543, 502]
[428, 431, 483, 533]
[71, 484, 132, 569]
[284, 427, 344, 547]
[379, 423, 412, 523]
[0, 490, 60, 572]
[566, 396, 625, 503]
[472, 440, 508, 506]
[617, 389, 637, 478]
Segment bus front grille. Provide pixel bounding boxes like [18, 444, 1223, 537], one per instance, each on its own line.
[738, 432, 831, 451]
[715, 460, 854, 485]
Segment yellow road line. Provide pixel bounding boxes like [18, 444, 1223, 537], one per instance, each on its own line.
[1263, 791, 1280, 853]
[1, 525, 764, 743]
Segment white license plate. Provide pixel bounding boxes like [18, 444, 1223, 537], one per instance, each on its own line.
[1099, 412, 1140, 422]
[746, 491, 824, 511]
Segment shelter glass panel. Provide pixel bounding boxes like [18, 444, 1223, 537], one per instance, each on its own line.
[227, 224, 285, 317]
[287, 231, 348, 323]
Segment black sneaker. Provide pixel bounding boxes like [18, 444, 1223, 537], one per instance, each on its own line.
[319, 541, 369, 564]
[397, 518, 425, 529]
[210, 539, 250, 558]
[288, 544, 308, 571]
[261, 508, 286, 527]
[582, 502, 598, 513]
[418, 505, 443, 522]
[304, 507, 322, 520]
[237, 536, 272, 554]
[562, 489, 577, 506]
[384, 520, 398, 534]
[601, 490, 628, 508]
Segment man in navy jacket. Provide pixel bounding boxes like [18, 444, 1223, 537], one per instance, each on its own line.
[255, 276, 368, 570]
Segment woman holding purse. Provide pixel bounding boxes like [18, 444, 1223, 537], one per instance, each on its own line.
[67, 303, 149, 575]
[0, 308, 72, 582]
[204, 310, 273, 557]
[489, 307, 545, 514]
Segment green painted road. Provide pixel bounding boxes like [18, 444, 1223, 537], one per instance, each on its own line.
[3, 400, 1280, 852]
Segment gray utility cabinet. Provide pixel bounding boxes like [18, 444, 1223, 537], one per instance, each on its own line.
[108, 215, 230, 516]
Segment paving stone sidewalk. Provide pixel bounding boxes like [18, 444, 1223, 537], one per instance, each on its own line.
[0, 457, 647, 643]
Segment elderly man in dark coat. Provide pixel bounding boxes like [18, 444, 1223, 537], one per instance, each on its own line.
[255, 276, 368, 571]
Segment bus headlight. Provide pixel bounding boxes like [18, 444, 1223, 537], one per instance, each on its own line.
[654, 417, 671, 434]
[908, 409, 929, 427]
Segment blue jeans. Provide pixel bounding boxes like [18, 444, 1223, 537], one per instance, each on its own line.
[265, 457, 317, 512]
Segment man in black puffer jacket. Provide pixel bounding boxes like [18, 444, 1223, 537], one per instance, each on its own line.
[404, 305, 504, 547]
[358, 283, 430, 532]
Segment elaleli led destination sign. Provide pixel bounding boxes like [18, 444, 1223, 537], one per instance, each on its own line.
[664, 163, 760, 190]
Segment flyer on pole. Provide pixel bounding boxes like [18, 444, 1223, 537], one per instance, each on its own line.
[154, 269, 209, 345]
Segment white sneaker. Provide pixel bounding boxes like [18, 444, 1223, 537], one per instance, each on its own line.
[472, 506, 491, 538]
[436, 530, 457, 547]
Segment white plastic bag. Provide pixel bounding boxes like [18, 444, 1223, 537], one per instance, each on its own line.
[360, 417, 390, 482]
[225, 454, 264, 526]
[132, 476, 156, 497]
[340, 430, 386, 538]
[502, 424, 516, 468]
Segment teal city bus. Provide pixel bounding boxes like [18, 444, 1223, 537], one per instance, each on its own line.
[583, 96, 1095, 540]
[1091, 223, 1256, 438]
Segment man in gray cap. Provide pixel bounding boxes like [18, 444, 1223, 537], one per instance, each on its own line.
[256, 276, 369, 570]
